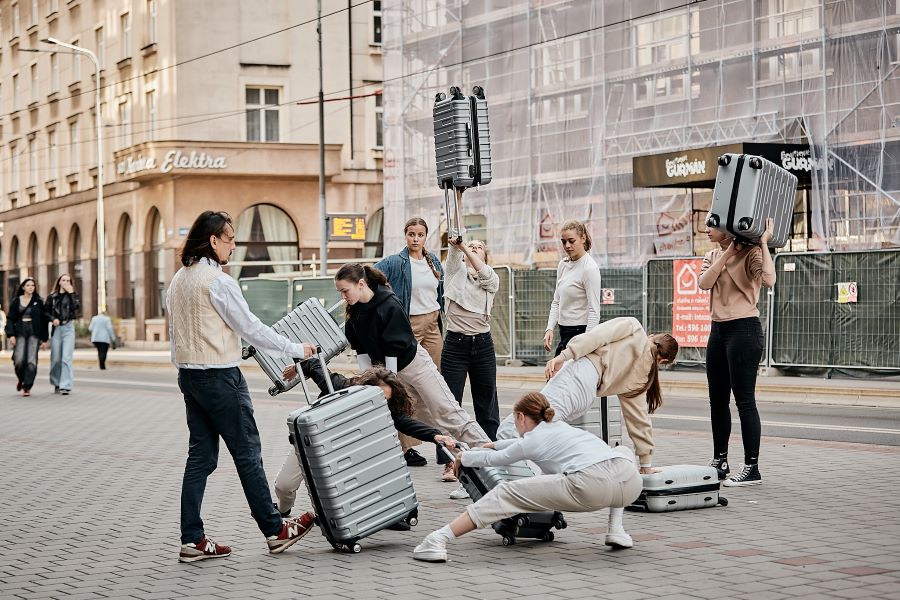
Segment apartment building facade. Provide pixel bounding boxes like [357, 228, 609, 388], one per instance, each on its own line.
[0, 0, 385, 340]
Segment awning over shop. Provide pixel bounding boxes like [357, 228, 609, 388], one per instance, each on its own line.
[632, 143, 817, 189]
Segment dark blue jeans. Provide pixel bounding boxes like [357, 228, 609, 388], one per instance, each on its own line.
[706, 317, 764, 465]
[178, 367, 282, 544]
[440, 331, 500, 461]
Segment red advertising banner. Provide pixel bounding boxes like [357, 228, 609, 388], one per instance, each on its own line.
[672, 258, 711, 347]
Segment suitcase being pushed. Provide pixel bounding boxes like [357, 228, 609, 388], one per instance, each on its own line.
[287, 352, 418, 553]
[441, 444, 567, 546]
[628, 465, 728, 513]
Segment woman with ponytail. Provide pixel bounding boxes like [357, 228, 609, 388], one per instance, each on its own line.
[413, 392, 643, 563]
[375, 218, 445, 467]
[334, 264, 490, 453]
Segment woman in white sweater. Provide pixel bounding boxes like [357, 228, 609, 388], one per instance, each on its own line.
[412, 392, 642, 562]
[543, 220, 603, 356]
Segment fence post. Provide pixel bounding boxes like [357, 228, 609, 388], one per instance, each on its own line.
[641, 261, 649, 328]
[765, 286, 775, 375]
[509, 267, 517, 362]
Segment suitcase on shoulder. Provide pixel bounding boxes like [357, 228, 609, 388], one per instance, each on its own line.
[570, 396, 623, 447]
[287, 353, 418, 553]
[441, 445, 567, 546]
[628, 465, 728, 513]
[707, 153, 798, 249]
[242, 298, 348, 396]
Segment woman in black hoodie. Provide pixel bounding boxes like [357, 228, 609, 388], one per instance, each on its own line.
[5, 278, 49, 396]
[334, 263, 491, 451]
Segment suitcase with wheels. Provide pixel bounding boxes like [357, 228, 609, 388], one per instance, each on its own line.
[570, 396, 622, 447]
[627, 465, 728, 513]
[242, 298, 348, 396]
[707, 153, 798, 249]
[287, 351, 418, 553]
[441, 444, 567, 546]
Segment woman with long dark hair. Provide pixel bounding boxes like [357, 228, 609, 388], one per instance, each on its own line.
[5, 278, 49, 396]
[46, 273, 81, 394]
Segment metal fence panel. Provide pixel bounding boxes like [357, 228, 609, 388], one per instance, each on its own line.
[238, 278, 292, 326]
[490, 266, 513, 360]
[511, 269, 557, 365]
[597, 268, 644, 323]
[771, 253, 832, 367]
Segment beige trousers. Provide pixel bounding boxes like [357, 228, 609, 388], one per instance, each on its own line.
[403, 310, 443, 451]
[398, 345, 490, 449]
[466, 454, 642, 529]
[273, 452, 304, 514]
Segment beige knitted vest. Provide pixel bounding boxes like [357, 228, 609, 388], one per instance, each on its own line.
[171, 263, 241, 365]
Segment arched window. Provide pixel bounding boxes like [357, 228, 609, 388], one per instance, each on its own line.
[27, 233, 39, 288]
[0, 242, 5, 308]
[146, 209, 166, 318]
[231, 204, 298, 279]
[117, 214, 135, 318]
[7, 237, 20, 302]
[69, 224, 83, 301]
[363, 207, 384, 259]
[47, 228, 62, 287]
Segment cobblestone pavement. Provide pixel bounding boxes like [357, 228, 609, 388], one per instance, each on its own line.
[1, 374, 899, 600]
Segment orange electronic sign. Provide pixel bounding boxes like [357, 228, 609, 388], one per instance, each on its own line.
[328, 214, 367, 241]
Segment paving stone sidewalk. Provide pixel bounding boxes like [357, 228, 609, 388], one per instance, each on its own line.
[1, 380, 898, 600]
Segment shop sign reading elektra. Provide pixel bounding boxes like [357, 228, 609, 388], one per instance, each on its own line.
[117, 149, 228, 176]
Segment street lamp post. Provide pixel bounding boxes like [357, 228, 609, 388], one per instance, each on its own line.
[42, 38, 107, 314]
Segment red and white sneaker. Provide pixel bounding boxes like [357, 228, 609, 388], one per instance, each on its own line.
[267, 512, 316, 554]
[178, 536, 232, 563]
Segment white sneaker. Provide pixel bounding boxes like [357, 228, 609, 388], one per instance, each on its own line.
[412, 532, 448, 562]
[604, 528, 634, 549]
[448, 484, 470, 500]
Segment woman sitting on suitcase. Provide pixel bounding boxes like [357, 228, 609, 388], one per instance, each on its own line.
[495, 316, 678, 547]
[333, 263, 493, 451]
[413, 392, 642, 562]
[273, 365, 458, 527]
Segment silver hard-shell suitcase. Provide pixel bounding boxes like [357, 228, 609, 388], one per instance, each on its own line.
[433, 85, 492, 190]
[707, 153, 798, 248]
[242, 298, 348, 396]
[287, 354, 418, 553]
[442, 445, 567, 546]
[628, 465, 728, 513]
[570, 396, 622, 447]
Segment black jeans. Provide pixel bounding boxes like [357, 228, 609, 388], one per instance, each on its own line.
[439, 331, 500, 463]
[12, 331, 40, 391]
[93, 342, 110, 369]
[554, 324, 587, 357]
[706, 317, 764, 465]
[178, 367, 282, 544]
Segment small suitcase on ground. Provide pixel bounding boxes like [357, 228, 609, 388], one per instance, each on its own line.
[707, 153, 798, 248]
[628, 465, 728, 512]
[287, 353, 418, 553]
[242, 298, 348, 396]
[570, 396, 622, 447]
[441, 445, 567, 546]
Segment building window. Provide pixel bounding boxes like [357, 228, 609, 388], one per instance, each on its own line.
[50, 52, 59, 92]
[118, 96, 132, 149]
[374, 92, 383, 148]
[146, 89, 157, 140]
[30, 0, 37, 26]
[372, 0, 382, 45]
[633, 11, 699, 105]
[120, 12, 131, 59]
[28, 137, 37, 189]
[759, 0, 819, 39]
[757, 47, 821, 83]
[13, 3, 20, 36]
[12, 74, 19, 109]
[147, 0, 157, 45]
[245, 87, 280, 142]
[95, 26, 105, 69]
[68, 119, 79, 174]
[30, 63, 38, 103]
[533, 37, 587, 87]
[70, 38, 81, 82]
[10, 144, 19, 192]
[47, 129, 57, 181]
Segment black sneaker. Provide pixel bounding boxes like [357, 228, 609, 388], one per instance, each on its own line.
[404, 448, 427, 467]
[708, 457, 730, 480]
[723, 464, 762, 487]
[274, 502, 291, 518]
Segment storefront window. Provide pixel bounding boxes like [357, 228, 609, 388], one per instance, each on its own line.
[231, 204, 298, 279]
[69, 224, 83, 303]
[47, 228, 61, 286]
[147, 209, 166, 318]
[117, 215, 136, 318]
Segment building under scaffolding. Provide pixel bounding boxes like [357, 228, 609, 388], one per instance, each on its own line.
[382, 0, 900, 267]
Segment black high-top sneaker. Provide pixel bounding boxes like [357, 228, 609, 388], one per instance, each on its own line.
[723, 464, 762, 487]
[708, 457, 730, 480]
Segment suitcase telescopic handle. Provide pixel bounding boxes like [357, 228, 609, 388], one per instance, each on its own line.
[437, 441, 458, 464]
[295, 346, 334, 406]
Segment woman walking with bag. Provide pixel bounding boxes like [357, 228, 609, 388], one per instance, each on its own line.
[699, 218, 775, 487]
[375, 218, 445, 468]
[543, 220, 603, 357]
[5, 278, 49, 396]
[46, 274, 80, 394]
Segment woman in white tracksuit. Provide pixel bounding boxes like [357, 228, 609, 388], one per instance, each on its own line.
[412, 391, 643, 562]
[495, 316, 678, 542]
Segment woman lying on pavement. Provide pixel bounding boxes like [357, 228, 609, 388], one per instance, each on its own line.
[494, 316, 679, 547]
[274, 364, 457, 530]
[412, 392, 642, 562]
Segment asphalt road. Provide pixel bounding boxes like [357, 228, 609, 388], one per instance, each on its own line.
[5, 366, 899, 447]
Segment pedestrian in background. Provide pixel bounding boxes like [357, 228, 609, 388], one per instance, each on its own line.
[699, 217, 775, 487]
[375, 217, 445, 468]
[168, 210, 317, 563]
[0, 305, 7, 350]
[5, 278, 49, 397]
[46, 274, 80, 395]
[89, 311, 116, 370]
[439, 188, 501, 485]
[543, 220, 604, 356]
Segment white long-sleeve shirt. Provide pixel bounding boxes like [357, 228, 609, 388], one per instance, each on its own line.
[546, 254, 603, 332]
[166, 257, 309, 369]
[461, 420, 617, 474]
